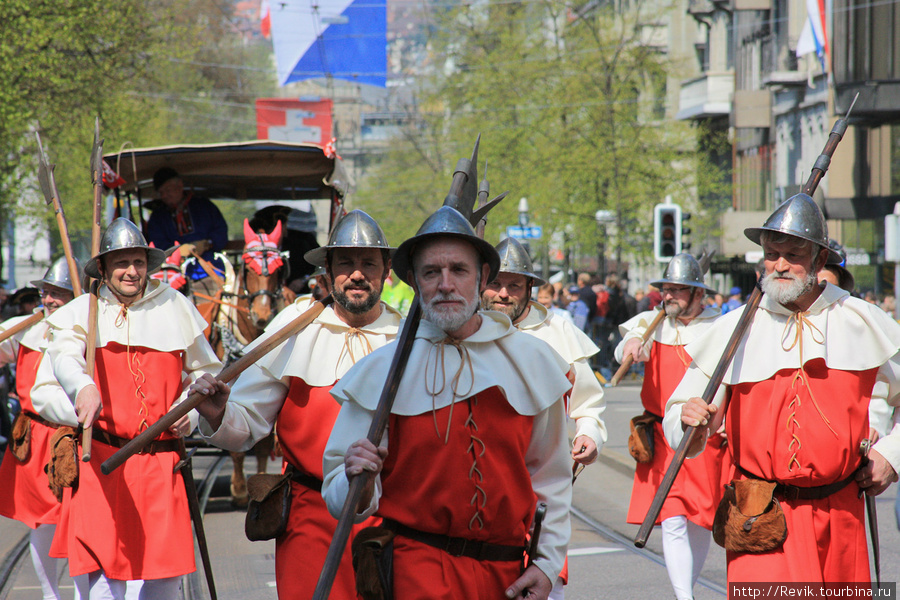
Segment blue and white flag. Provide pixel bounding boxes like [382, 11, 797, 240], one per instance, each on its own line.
[271, 0, 387, 88]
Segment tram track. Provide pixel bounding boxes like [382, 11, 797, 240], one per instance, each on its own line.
[570, 504, 727, 596]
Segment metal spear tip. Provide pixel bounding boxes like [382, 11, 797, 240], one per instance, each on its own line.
[90, 117, 104, 179]
[35, 134, 55, 204]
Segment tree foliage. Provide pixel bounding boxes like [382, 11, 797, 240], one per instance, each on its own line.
[355, 0, 729, 271]
[0, 0, 275, 269]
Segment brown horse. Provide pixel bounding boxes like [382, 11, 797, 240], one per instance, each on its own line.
[213, 219, 295, 505]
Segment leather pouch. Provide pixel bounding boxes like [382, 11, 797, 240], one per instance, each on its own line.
[628, 412, 657, 463]
[10, 412, 31, 462]
[713, 479, 787, 553]
[44, 426, 79, 502]
[352, 526, 396, 600]
[244, 472, 292, 541]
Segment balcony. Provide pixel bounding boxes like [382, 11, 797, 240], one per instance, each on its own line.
[675, 72, 734, 120]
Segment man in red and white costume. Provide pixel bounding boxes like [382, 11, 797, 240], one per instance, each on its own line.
[321, 206, 573, 600]
[614, 253, 723, 600]
[0, 257, 80, 600]
[665, 194, 900, 589]
[34, 218, 221, 600]
[192, 210, 402, 600]
[482, 237, 607, 465]
[481, 236, 606, 599]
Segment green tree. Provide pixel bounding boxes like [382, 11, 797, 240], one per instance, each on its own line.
[355, 0, 728, 273]
[0, 0, 277, 272]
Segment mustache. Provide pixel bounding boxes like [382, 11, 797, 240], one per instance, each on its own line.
[430, 292, 466, 304]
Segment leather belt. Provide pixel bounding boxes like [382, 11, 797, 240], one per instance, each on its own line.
[92, 428, 180, 454]
[382, 518, 525, 562]
[290, 469, 323, 493]
[23, 411, 61, 430]
[738, 466, 858, 501]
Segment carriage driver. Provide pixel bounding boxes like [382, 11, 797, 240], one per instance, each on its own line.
[191, 209, 403, 600]
[33, 218, 222, 600]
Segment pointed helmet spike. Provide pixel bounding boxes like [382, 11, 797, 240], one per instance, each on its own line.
[650, 253, 714, 292]
[31, 256, 84, 293]
[84, 218, 166, 279]
[392, 206, 500, 286]
[744, 193, 841, 263]
[303, 209, 394, 267]
[495, 237, 544, 285]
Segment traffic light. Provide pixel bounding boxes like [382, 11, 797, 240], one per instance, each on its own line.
[681, 211, 692, 251]
[653, 203, 682, 262]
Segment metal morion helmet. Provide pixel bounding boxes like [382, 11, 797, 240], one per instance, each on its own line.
[650, 253, 715, 293]
[84, 218, 166, 279]
[30, 256, 84, 293]
[744, 193, 841, 263]
[495, 237, 545, 285]
[303, 209, 394, 267]
[392, 206, 501, 286]
[826, 238, 847, 266]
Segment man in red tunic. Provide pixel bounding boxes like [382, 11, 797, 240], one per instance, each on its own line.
[192, 210, 402, 600]
[668, 194, 900, 592]
[481, 236, 607, 599]
[35, 218, 221, 600]
[0, 257, 80, 600]
[614, 253, 723, 600]
[321, 207, 573, 600]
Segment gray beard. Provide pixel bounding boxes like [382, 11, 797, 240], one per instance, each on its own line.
[423, 290, 480, 333]
[761, 270, 817, 305]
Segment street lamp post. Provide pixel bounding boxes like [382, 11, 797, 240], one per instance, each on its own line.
[595, 210, 615, 283]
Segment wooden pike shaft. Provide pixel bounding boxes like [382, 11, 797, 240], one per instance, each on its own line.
[634, 286, 763, 547]
[610, 307, 665, 386]
[100, 296, 334, 475]
[53, 199, 83, 297]
[82, 119, 104, 463]
[0, 312, 44, 344]
[81, 280, 100, 462]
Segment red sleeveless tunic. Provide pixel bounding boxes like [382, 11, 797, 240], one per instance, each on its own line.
[50, 343, 194, 580]
[0, 346, 62, 528]
[725, 360, 876, 586]
[378, 387, 535, 599]
[626, 343, 730, 528]
[273, 379, 376, 600]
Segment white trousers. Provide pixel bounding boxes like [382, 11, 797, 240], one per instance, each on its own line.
[74, 572, 176, 600]
[661, 515, 710, 600]
[30, 524, 62, 600]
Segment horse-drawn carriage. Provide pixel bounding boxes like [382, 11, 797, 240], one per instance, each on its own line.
[103, 140, 350, 504]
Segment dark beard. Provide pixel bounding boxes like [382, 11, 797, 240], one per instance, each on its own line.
[333, 285, 380, 314]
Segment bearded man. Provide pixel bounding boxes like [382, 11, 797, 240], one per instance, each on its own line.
[191, 210, 402, 600]
[482, 237, 606, 465]
[480, 236, 606, 599]
[664, 193, 900, 588]
[0, 257, 81, 600]
[34, 218, 221, 600]
[318, 206, 573, 600]
[614, 253, 723, 600]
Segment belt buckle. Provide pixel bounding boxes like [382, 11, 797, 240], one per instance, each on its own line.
[444, 537, 468, 557]
[779, 484, 800, 501]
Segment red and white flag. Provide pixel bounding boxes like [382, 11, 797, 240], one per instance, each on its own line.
[102, 160, 126, 189]
[260, 0, 271, 39]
